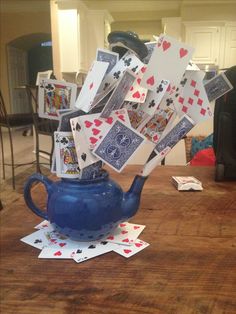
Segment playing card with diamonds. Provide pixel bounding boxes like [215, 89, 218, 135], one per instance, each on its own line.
[96, 48, 119, 74]
[100, 70, 136, 118]
[54, 131, 81, 178]
[93, 120, 146, 172]
[174, 71, 213, 123]
[204, 72, 233, 103]
[140, 34, 194, 92]
[124, 66, 148, 103]
[112, 239, 150, 258]
[98, 50, 144, 93]
[38, 79, 77, 120]
[141, 79, 170, 116]
[106, 222, 145, 245]
[70, 117, 99, 169]
[75, 108, 131, 149]
[75, 61, 109, 112]
[154, 115, 195, 153]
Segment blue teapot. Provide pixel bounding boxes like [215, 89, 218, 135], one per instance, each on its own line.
[24, 171, 147, 241]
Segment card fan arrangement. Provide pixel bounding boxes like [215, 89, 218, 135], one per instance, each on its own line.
[21, 221, 149, 262]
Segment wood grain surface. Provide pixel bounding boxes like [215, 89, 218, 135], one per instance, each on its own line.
[1, 166, 236, 314]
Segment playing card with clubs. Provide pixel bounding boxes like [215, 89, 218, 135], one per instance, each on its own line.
[75, 61, 109, 112]
[112, 238, 149, 258]
[174, 70, 213, 123]
[98, 50, 144, 93]
[138, 107, 176, 144]
[154, 115, 195, 154]
[70, 117, 99, 169]
[106, 222, 145, 245]
[74, 108, 131, 150]
[92, 120, 146, 172]
[140, 34, 194, 92]
[124, 66, 148, 103]
[96, 48, 119, 74]
[100, 69, 136, 118]
[54, 131, 81, 178]
[204, 72, 233, 103]
[124, 102, 150, 130]
[141, 79, 170, 116]
[34, 220, 53, 230]
[72, 241, 115, 263]
[21, 228, 52, 250]
[186, 60, 200, 71]
[38, 78, 77, 120]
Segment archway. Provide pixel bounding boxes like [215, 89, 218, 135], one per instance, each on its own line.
[7, 33, 52, 113]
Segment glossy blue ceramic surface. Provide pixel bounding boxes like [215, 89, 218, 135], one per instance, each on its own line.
[24, 171, 147, 241]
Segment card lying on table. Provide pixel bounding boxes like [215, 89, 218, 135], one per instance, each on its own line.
[172, 176, 203, 191]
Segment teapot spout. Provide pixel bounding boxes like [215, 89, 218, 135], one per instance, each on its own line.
[122, 175, 148, 219]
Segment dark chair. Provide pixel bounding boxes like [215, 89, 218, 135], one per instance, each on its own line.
[25, 85, 58, 173]
[0, 89, 34, 189]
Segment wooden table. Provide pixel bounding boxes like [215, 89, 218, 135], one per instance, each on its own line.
[1, 166, 236, 314]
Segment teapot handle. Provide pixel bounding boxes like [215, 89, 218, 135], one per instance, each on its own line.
[24, 173, 53, 220]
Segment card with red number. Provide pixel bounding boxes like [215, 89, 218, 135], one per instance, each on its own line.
[112, 238, 150, 258]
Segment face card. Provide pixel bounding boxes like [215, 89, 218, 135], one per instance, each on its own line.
[96, 48, 119, 74]
[154, 115, 195, 154]
[100, 70, 136, 118]
[92, 120, 146, 172]
[54, 131, 81, 178]
[73, 241, 114, 263]
[174, 71, 213, 123]
[98, 50, 144, 93]
[139, 107, 176, 144]
[76, 108, 131, 150]
[38, 79, 77, 120]
[204, 72, 233, 102]
[70, 118, 99, 169]
[141, 79, 170, 116]
[112, 238, 149, 258]
[74, 61, 109, 112]
[124, 66, 148, 103]
[124, 102, 150, 130]
[140, 34, 194, 92]
[106, 222, 145, 245]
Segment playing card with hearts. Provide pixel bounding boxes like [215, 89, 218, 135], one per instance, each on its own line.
[34, 220, 53, 230]
[106, 222, 145, 245]
[100, 69, 136, 118]
[75, 61, 109, 112]
[54, 131, 81, 178]
[92, 120, 146, 172]
[112, 238, 149, 258]
[38, 78, 77, 120]
[73, 108, 131, 149]
[174, 70, 213, 123]
[140, 34, 194, 92]
[124, 66, 148, 103]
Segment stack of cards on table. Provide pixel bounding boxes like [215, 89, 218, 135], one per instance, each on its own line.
[172, 176, 203, 191]
[21, 220, 149, 263]
[36, 33, 233, 180]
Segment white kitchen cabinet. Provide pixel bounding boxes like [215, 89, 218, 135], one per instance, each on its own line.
[223, 25, 236, 68]
[185, 24, 221, 65]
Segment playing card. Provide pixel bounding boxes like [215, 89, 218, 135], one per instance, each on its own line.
[70, 117, 99, 169]
[124, 66, 148, 103]
[172, 176, 203, 191]
[142, 41, 157, 64]
[54, 131, 81, 178]
[38, 247, 77, 259]
[154, 115, 195, 153]
[100, 69, 136, 118]
[141, 79, 170, 116]
[38, 79, 77, 120]
[58, 109, 86, 132]
[75, 108, 131, 149]
[141, 34, 194, 92]
[75, 61, 109, 112]
[96, 48, 119, 74]
[186, 60, 200, 71]
[93, 120, 146, 172]
[73, 240, 114, 263]
[79, 160, 103, 180]
[106, 222, 145, 245]
[98, 50, 144, 93]
[112, 238, 149, 258]
[124, 102, 150, 130]
[204, 72, 233, 103]
[138, 107, 176, 144]
[21, 229, 51, 250]
[174, 71, 213, 123]
[34, 220, 53, 230]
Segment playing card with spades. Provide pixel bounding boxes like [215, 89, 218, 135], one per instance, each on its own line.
[54, 131, 81, 178]
[93, 120, 146, 172]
